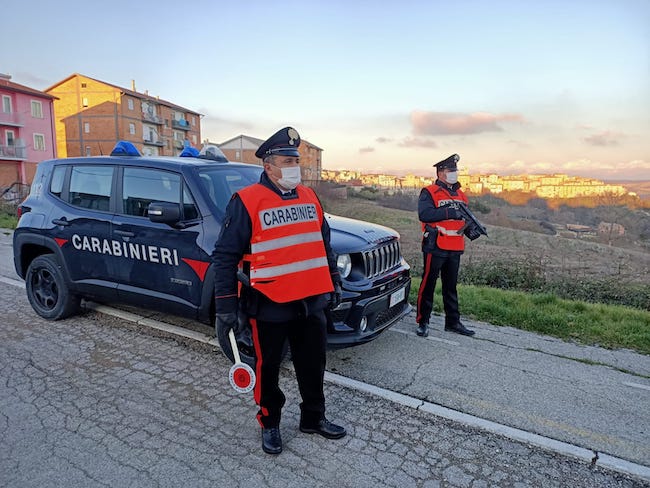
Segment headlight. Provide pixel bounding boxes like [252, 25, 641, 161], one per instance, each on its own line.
[336, 254, 351, 278]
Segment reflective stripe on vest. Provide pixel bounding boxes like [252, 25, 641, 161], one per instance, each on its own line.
[238, 184, 334, 303]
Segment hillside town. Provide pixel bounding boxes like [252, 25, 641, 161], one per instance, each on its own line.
[322, 169, 634, 199]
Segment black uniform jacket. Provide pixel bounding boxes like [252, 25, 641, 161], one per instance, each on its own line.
[212, 172, 340, 322]
[418, 179, 464, 257]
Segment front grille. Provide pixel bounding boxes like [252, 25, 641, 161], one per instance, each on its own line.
[361, 240, 401, 278]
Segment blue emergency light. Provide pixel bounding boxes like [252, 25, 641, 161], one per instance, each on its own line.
[110, 141, 141, 157]
[179, 146, 200, 157]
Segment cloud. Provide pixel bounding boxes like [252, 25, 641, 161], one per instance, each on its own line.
[583, 130, 624, 147]
[398, 137, 437, 148]
[359, 147, 375, 154]
[376, 137, 392, 143]
[410, 111, 524, 135]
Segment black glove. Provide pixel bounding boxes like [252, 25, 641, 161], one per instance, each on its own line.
[445, 204, 463, 220]
[216, 312, 238, 337]
[329, 282, 342, 310]
[465, 225, 482, 241]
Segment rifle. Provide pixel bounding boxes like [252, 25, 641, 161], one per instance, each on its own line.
[454, 202, 488, 237]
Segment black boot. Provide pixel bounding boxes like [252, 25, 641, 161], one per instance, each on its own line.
[262, 427, 282, 454]
[300, 418, 346, 439]
[445, 321, 475, 336]
[416, 323, 429, 337]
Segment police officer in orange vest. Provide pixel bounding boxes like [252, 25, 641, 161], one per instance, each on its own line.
[416, 154, 482, 338]
[213, 127, 346, 455]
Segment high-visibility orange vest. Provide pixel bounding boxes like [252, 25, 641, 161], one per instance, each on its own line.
[421, 184, 469, 251]
[237, 184, 334, 303]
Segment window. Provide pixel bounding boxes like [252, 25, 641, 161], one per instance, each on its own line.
[191, 134, 197, 144]
[129, 123, 136, 135]
[127, 99, 134, 110]
[122, 167, 181, 217]
[86, 146, 91, 156]
[82, 97, 88, 108]
[68, 166, 113, 211]
[183, 186, 199, 220]
[33, 133, 45, 151]
[50, 166, 66, 198]
[81, 82, 87, 88]
[191, 116, 196, 126]
[2, 95, 11, 113]
[6, 130, 14, 146]
[84, 122, 90, 133]
[31, 100, 43, 118]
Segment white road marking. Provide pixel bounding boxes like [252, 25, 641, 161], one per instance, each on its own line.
[623, 381, 650, 392]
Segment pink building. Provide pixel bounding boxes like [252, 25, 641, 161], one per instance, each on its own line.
[0, 73, 57, 188]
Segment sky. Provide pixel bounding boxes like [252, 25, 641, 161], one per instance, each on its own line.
[2, 0, 649, 181]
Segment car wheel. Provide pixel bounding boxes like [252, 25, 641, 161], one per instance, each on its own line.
[25, 255, 80, 320]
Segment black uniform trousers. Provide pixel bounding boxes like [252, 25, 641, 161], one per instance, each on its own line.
[416, 252, 461, 327]
[250, 310, 327, 429]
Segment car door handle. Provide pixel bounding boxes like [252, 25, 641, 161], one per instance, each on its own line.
[114, 230, 135, 238]
[52, 218, 70, 226]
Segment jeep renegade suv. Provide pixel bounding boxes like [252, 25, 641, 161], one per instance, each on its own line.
[13, 142, 411, 356]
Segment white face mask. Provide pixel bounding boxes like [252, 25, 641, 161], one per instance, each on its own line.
[445, 171, 458, 185]
[277, 165, 301, 190]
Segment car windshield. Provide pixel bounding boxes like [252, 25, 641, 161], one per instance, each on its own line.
[198, 165, 262, 214]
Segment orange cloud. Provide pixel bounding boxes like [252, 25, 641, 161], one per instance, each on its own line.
[376, 137, 392, 143]
[411, 111, 524, 135]
[359, 147, 375, 154]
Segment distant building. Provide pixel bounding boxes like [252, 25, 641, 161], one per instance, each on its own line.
[0, 73, 57, 186]
[218, 134, 265, 165]
[215, 133, 324, 182]
[45, 73, 201, 158]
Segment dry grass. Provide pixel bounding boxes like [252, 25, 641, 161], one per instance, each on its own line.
[323, 195, 650, 286]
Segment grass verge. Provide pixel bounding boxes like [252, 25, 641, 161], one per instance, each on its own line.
[409, 277, 650, 355]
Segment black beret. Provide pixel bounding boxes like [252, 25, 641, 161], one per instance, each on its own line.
[433, 154, 459, 170]
[255, 127, 301, 159]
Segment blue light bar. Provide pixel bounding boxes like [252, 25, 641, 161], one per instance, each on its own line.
[110, 141, 141, 156]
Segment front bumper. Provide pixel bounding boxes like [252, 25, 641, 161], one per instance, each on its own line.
[326, 271, 411, 348]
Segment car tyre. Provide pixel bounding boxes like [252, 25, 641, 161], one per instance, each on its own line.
[26, 254, 80, 320]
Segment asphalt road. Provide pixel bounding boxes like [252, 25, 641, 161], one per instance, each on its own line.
[1, 228, 649, 487]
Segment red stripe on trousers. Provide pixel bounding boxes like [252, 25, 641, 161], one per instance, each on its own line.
[416, 253, 433, 324]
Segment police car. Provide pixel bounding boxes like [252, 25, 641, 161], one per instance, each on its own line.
[13, 141, 411, 355]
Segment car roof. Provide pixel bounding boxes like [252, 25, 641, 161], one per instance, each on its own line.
[47, 155, 261, 172]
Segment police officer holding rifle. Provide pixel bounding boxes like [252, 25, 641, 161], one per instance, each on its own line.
[212, 127, 346, 455]
[415, 154, 486, 338]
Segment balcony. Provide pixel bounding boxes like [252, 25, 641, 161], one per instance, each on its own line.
[171, 119, 190, 131]
[142, 112, 164, 125]
[0, 144, 27, 160]
[0, 112, 24, 127]
[143, 137, 165, 147]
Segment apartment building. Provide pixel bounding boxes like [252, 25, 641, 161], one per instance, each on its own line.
[0, 74, 57, 187]
[45, 74, 201, 158]
[217, 134, 324, 182]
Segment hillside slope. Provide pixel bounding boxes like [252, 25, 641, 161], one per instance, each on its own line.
[323, 196, 650, 285]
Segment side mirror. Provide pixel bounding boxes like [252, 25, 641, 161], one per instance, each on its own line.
[148, 201, 181, 224]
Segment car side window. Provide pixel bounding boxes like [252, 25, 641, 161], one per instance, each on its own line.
[183, 186, 199, 220]
[68, 166, 113, 211]
[122, 167, 181, 217]
[50, 166, 66, 198]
